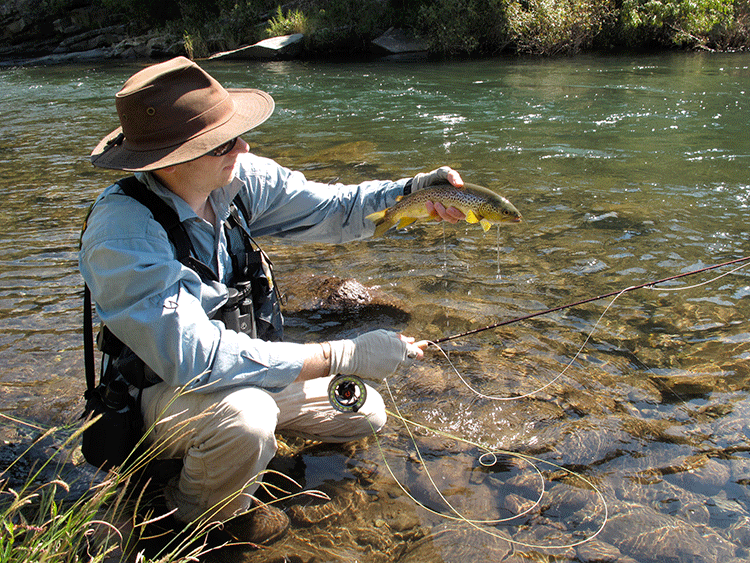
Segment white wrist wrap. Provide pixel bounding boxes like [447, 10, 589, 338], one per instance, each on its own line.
[328, 329, 413, 380]
[411, 166, 451, 191]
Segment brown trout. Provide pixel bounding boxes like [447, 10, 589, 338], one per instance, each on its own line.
[366, 182, 522, 237]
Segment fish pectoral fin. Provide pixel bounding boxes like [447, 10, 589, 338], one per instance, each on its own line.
[395, 195, 404, 202]
[396, 217, 418, 230]
[465, 210, 481, 224]
[479, 218, 492, 232]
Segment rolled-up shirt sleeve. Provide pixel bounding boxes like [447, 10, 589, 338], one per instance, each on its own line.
[235, 155, 406, 242]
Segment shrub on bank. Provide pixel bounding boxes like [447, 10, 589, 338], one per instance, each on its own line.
[615, 0, 743, 50]
[4, 0, 749, 58]
[119, 0, 750, 56]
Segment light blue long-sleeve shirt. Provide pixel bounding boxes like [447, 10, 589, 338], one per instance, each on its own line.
[79, 152, 407, 392]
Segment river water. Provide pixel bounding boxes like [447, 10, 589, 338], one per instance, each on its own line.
[1, 53, 750, 562]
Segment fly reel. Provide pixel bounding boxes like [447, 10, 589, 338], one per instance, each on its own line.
[328, 374, 367, 413]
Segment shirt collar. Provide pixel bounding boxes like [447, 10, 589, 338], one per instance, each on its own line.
[134, 171, 241, 224]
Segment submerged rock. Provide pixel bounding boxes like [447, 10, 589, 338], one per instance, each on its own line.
[282, 274, 410, 322]
[600, 502, 739, 563]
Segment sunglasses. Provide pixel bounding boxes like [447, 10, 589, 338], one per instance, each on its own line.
[208, 137, 238, 157]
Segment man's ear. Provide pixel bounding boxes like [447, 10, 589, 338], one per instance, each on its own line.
[151, 166, 177, 185]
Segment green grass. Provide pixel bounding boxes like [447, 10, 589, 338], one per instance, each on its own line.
[0, 421, 206, 563]
[0, 403, 327, 562]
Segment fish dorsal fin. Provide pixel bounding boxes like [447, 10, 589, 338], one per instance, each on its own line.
[395, 195, 404, 202]
[465, 210, 480, 224]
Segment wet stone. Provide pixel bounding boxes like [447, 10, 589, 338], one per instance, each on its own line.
[543, 483, 596, 516]
[677, 499, 712, 525]
[282, 273, 410, 322]
[288, 496, 353, 527]
[671, 457, 730, 493]
[576, 538, 624, 562]
[354, 525, 394, 553]
[398, 525, 512, 562]
[728, 515, 750, 547]
[406, 453, 508, 522]
[504, 468, 546, 495]
[601, 503, 738, 563]
[510, 522, 579, 553]
[728, 455, 750, 484]
[504, 492, 541, 517]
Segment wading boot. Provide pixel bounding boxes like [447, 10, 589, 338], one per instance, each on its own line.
[222, 500, 290, 545]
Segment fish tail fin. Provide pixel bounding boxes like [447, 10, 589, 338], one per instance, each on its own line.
[366, 209, 386, 224]
[367, 209, 394, 237]
[373, 221, 393, 237]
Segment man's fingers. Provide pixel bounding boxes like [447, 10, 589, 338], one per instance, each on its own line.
[426, 201, 465, 223]
[446, 169, 464, 187]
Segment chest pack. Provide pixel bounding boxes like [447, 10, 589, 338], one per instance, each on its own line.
[80, 177, 283, 469]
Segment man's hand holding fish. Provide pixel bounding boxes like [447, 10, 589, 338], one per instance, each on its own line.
[367, 167, 522, 237]
[409, 166, 467, 223]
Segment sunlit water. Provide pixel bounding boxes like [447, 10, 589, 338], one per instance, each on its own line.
[1, 53, 750, 562]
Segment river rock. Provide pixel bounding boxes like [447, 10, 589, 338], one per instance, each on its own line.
[399, 524, 512, 562]
[282, 273, 410, 322]
[209, 33, 305, 60]
[670, 456, 731, 493]
[0, 425, 103, 505]
[728, 514, 750, 547]
[600, 502, 738, 563]
[371, 27, 428, 60]
[576, 538, 628, 563]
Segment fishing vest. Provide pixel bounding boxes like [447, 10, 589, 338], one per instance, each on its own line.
[84, 176, 284, 392]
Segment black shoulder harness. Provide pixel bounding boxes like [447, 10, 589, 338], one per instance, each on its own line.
[81, 176, 283, 399]
[117, 176, 220, 283]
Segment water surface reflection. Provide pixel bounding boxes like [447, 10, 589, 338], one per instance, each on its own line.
[1, 53, 749, 562]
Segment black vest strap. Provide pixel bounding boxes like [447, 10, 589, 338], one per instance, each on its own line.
[83, 284, 96, 397]
[117, 176, 192, 261]
[116, 177, 219, 283]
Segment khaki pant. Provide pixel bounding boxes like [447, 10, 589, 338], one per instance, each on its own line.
[141, 376, 386, 524]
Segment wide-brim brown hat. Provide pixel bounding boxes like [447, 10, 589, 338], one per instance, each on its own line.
[91, 56, 274, 172]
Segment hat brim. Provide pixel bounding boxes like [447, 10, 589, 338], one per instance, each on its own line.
[90, 88, 274, 172]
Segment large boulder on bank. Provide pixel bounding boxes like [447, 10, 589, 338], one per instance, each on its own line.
[371, 27, 428, 60]
[209, 33, 305, 61]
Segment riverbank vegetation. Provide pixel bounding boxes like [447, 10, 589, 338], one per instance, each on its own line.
[2, 0, 747, 61]
[0, 415, 325, 562]
[0, 421, 212, 562]
[99, 0, 750, 57]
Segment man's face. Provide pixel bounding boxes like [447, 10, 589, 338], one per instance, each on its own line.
[172, 137, 250, 194]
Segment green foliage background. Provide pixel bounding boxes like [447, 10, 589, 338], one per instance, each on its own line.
[24, 0, 732, 57]
[89, 0, 750, 57]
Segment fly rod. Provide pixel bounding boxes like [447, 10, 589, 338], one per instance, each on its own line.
[433, 255, 750, 345]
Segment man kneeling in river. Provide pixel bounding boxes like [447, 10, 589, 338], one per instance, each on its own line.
[79, 56, 467, 544]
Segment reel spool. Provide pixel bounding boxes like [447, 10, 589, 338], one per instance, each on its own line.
[328, 374, 367, 413]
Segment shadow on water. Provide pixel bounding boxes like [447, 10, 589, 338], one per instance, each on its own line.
[2, 53, 750, 562]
